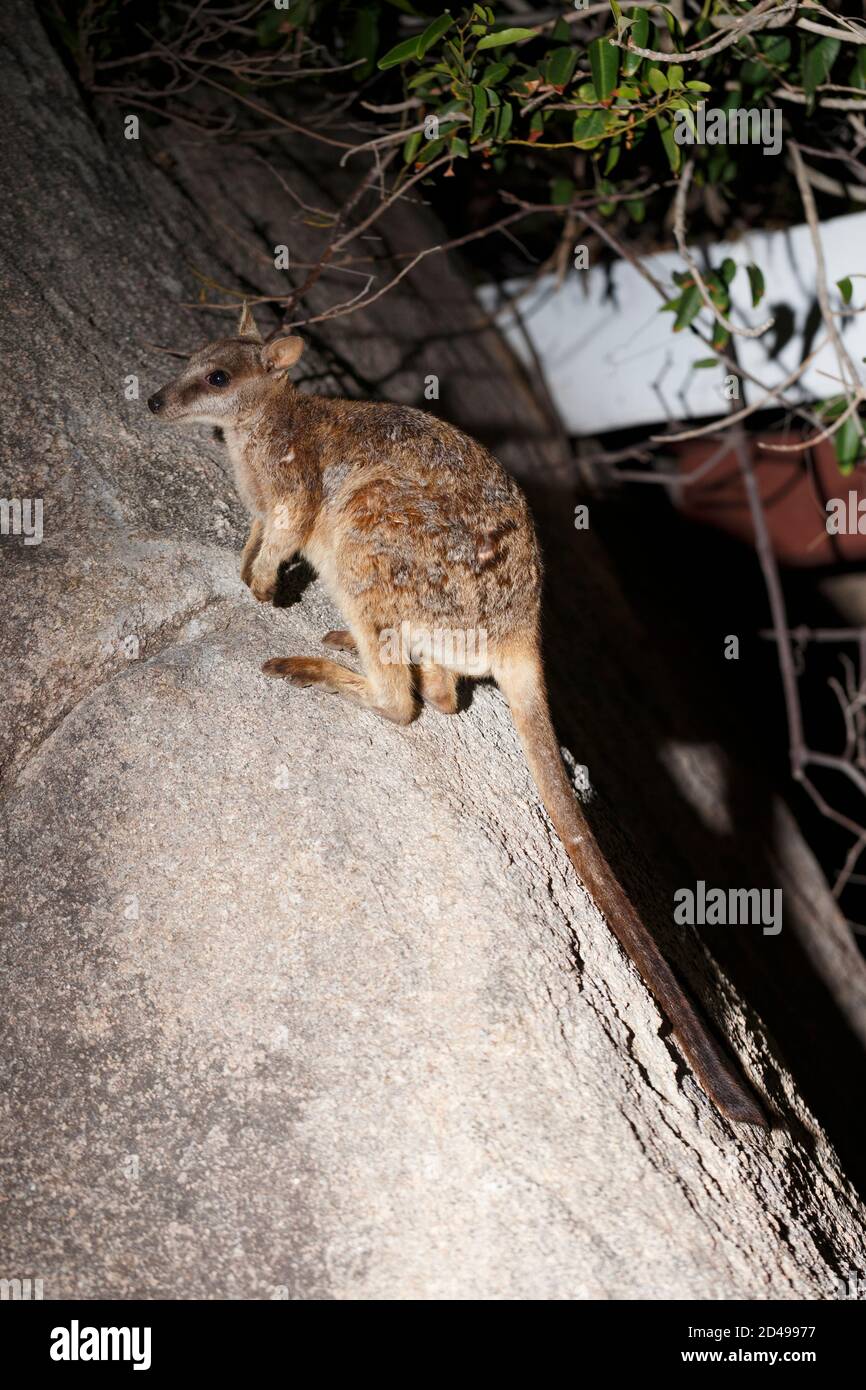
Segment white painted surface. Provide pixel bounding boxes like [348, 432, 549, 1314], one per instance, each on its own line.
[478, 210, 866, 435]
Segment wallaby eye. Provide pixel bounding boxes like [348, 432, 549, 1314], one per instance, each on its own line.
[207, 370, 230, 387]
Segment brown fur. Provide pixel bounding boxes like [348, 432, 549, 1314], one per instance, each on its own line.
[147, 305, 765, 1126]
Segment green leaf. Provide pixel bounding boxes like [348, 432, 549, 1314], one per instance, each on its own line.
[496, 100, 513, 140]
[403, 129, 423, 164]
[850, 46, 866, 92]
[471, 84, 489, 140]
[647, 65, 668, 94]
[378, 35, 422, 69]
[673, 283, 702, 331]
[604, 138, 622, 174]
[685, 80, 711, 91]
[572, 109, 607, 145]
[761, 35, 791, 67]
[626, 197, 646, 222]
[659, 5, 684, 49]
[668, 64, 684, 89]
[706, 148, 732, 184]
[742, 35, 790, 90]
[256, 9, 282, 45]
[450, 136, 469, 158]
[480, 60, 510, 87]
[551, 176, 575, 206]
[612, 6, 635, 41]
[693, 358, 719, 369]
[589, 36, 620, 100]
[475, 27, 537, 51]
[345, 7, 379, 80]
[720, 258, 737, 286]
[416, 136, 445, 165]
[712, 321, 731, 352]
[417, 14, 454, 57]
[819, 395, 848, 422]
[834, 414, 862, 469]
[623, 6, 649, 76]
[673, 106, 697, 140]
[657, 114, 681, 171]
[802, 36, 841, 98]
[838, 276, 854, 305]
[704, 270, 728, 309]
[546, 46, 577, 90]
[597, 177, 616, 216]
[746, 263, 765, 307]
[740, 56, 770, 88]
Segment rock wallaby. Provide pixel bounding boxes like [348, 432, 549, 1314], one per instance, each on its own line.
[148, 302, 765, 1127]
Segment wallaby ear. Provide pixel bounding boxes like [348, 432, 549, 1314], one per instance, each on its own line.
[261, 335, 305, 374]
[237, 301, 262, 342]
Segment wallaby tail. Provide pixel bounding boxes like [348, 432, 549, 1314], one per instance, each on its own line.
[496, 649, 766, 1127]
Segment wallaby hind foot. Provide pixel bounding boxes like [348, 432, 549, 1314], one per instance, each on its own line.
[262, 655, 417, 726]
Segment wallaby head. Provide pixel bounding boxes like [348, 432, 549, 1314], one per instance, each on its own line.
[147, 303, 305, 426]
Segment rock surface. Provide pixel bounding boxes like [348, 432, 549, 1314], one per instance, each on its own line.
[2, 0, 866, 1299]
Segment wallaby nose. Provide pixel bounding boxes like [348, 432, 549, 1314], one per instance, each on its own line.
[148, 392, 164, 414]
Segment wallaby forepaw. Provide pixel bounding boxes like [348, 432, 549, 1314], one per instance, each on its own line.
[322, 629, 356, 652]
[249, 571, 277, 603]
